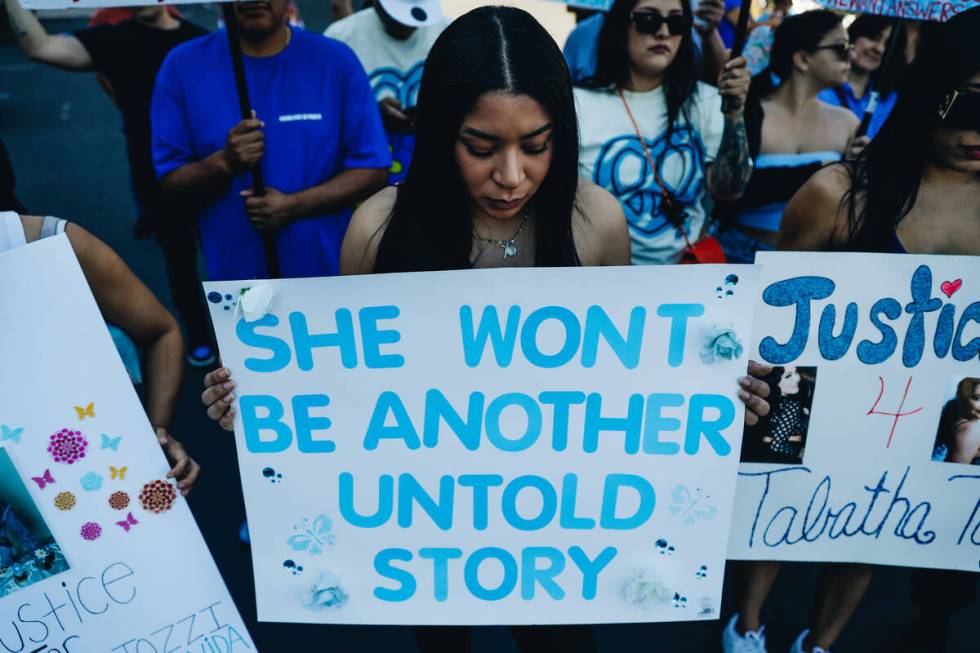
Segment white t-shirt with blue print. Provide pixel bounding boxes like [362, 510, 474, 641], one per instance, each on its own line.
[326, 8, 448, 183]
[576, 83, 724, 265]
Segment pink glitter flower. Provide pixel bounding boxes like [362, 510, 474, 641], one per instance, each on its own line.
[80, 522, 102, 541]
[47, 428, 88, 465]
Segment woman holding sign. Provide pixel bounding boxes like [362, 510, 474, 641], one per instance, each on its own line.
[725, 8, 980, 653]
[203, 5, 773, 651]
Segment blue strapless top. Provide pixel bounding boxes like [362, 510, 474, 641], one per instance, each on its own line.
[735, 151, 842, 232]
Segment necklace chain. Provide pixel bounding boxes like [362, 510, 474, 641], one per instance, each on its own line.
[472, 212, 529, 260]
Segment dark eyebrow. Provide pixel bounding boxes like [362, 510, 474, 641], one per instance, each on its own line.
[459, 123, 555, 141]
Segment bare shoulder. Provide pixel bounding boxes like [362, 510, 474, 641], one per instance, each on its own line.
[340, 186, 397, 275]
[572, 181, 631, 266]
[778, 163, 852, 251]
[822, 103, 860, 134]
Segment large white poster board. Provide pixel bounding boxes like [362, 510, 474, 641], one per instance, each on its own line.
[729, 252, 980, 572]
[0, 236, 255, 652]
[207, 265, 759, 625]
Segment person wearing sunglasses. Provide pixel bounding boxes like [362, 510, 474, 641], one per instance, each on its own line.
[716, 10, 862, 264]
[575, 0, 753, 265]
[735, 8, 980, 653]
[818, 15, 908, 141]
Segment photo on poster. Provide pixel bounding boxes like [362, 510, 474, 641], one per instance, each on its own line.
[739, 366, 818, 465]
[0, 447, 70, 597]
[930, 376, 980, 465]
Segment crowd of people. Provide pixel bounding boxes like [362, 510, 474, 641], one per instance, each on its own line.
[2, 0, 980, 650]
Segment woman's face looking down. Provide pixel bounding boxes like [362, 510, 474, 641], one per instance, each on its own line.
[454, 92, 555, 224]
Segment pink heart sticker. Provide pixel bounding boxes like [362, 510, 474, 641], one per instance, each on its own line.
[941, 279, 963, 298]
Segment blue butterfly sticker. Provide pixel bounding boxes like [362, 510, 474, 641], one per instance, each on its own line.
[1, 425, 23, 443]
[101, 434, 122, 451]
[287, 515, 335, 556]
[669, 484, 718, 526]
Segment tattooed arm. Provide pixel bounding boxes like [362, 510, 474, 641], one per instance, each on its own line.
[706, 55, 753, 202]
[4, 0, 92, 70]
[706, 113, 752, 201]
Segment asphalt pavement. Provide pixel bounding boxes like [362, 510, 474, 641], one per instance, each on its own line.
[0, 4, 977, 651]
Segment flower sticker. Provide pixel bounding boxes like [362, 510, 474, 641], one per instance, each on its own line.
[237, 284, 276, 323]
[624, 569, 674, 609]
[300, 570, 348, 611]
[80, 471, 103, 491]
[47, 428, 88, 464]
[700, 323, 744, 365]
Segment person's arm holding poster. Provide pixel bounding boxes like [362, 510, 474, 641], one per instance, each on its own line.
[58, 220, 201, 494]
[706, 56, 753, 202]
[153, 51, 265, 210]
[4, 0, 93, 70]
[241, 48, 391, 231]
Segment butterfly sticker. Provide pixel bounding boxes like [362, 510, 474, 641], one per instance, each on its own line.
[287, 514, 335, 556]
[669, 484, 718, 526]
[109, 465, 127, 480]
[101, 434, 122, 451]
[116, 512, 139, 532]
[32, 469, 55, 490]
[74, 403, 95, 420]
[1, 425, 23, 443]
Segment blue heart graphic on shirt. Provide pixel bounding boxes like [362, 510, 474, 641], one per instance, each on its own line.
[592, 125, 706, 236]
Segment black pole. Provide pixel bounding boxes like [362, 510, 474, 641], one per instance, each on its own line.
[855, 18, 903, 138]
[729, 0, 753, 57]
[221, 2, 281, 279]
[722, 0, 753, 113]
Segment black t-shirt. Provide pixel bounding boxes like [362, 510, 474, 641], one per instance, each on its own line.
[74, 19, 208, 198]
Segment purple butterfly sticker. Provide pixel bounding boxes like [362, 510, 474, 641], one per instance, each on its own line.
[116, 512, 139, 532]
[31, 469, 55, 489]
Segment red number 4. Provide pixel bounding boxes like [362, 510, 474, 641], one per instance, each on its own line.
[867, 376, 924, 449]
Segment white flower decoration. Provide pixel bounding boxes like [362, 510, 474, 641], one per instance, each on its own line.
[624, 569, 674, 609]
[237, 284, 276, 323]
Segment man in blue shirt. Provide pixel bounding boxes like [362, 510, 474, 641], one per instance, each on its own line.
[152, 0, 391, 281]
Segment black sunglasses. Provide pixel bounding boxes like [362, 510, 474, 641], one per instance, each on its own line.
[629, 11, 692, 36]
[938, 90, 980, 130]
[809, 42, 853, 62]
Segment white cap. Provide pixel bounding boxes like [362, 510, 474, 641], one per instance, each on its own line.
[377, 0, 444, 27]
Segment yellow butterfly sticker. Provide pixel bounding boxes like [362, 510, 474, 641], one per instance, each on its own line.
[74, 403, 95, 420]
[109, 465, 127, 480]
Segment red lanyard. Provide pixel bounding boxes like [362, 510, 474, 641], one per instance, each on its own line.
[618, 88, 695, 248]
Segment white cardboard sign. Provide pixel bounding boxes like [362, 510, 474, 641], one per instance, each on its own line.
[206, 264, 759, 625]
[729, 251, 980, 572]
[0, 236, 255, 652]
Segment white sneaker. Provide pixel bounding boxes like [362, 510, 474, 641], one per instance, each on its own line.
[722, 614, 768, 653]
[789, 629, 829, 653]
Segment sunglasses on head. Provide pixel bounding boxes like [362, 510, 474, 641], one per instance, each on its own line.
[938, 90, 980, 130]
[629, 11, 692, 36]
[809, 42, 853, 61]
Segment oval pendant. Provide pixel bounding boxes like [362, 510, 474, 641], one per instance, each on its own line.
[504, 243, 518, 259]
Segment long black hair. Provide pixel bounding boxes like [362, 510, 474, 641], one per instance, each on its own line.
[843, 7, 980, 251]
[373, 6, 581, 272]
[847, 15, 907, 98]
[583, 0, 699, 142]
[747, 10, 844, 102]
